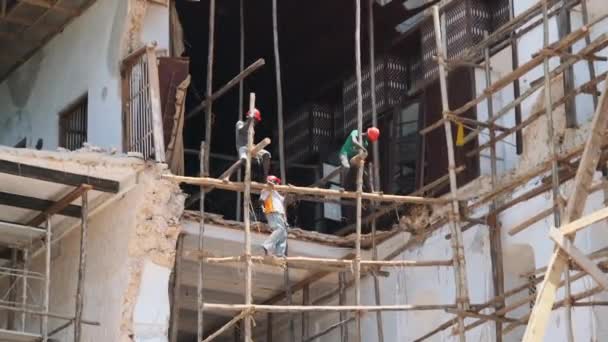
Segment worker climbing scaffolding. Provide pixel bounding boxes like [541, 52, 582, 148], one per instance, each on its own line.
[235, 107, 271, 182]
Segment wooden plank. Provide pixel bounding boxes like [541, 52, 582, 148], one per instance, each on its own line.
[0, 159, 119, 193]
[549, 229, 608, 289]
[560, 205, 608, 236]
[0, 192, 81, 218]
[27, 185, 92, 227]
[522, 72, 608, 342]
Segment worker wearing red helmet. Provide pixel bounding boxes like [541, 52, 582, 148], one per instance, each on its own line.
[339, 127, 380, 168]
[260, 175, 288, 257]
[235, 108, 271, 178]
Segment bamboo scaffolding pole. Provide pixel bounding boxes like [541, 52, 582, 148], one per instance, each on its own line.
[20, 248, 27, 331]
[504, 285, 603, 335]
[304, 317, 355, 342]
[42, 217, 51, 342]
[200, 254, 453, 268]
[484, 30, 505, 342]
[185, 59, 265, 120]
[202, 309, 252, 342]
[74, 191, 88, 342]
[236, 0, 244, 222]
[165, 174, 450, 204]
[339, 272, 348, 342]
[421, 14, 607, 136]
[468, 69, 608, 157]
[202, 303, 457, 313]
[457, 267, 591, 335]
[459, 31, 608, 147]
[432, 7, 469, 342]
[522, 71, 608, 342]
[354, 0, 363, 340]
[197, 143, 207, 342]
[581, 0, 599, 108]
[272, 0, 286, 183]
[336, 166, 465, 236]
[541, 1, 574, 338]
[197, 0, 216, 339]
[169, 235, 183, 342]
[302, 285, 309, 340]
[243, 93, 255, 342]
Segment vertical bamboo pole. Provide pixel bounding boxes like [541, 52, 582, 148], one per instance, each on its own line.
[21, 248, 28, 331]
[272, 0, 286, 182]
[354, 0, 364, 341]
[198, 142, 207, 341]
[74, 191, 88, 342]
[368, 164, 384, 342]
[265, 313, 273, 342]
[169, 235, 184, 342]
[8, 249, 16, 330]
[367, 0, 384, 339]
[198, 1, 216, 339]
[42, 217, 51, 342]
[431, 6, 469, 342]
[581, 0, 599, 109]
[302, 284, 310, 340]
[339, 272, 349, 342]
[542, 2, 572, 340]
[236, 0, 244, 222]
[243, 93, 256, 342]
[484, 32, 505, 342]
[284, 252, 295, 342]
[508, 0, 523, 154]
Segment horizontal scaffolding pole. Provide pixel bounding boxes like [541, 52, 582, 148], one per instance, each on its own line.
[202, 303, 458, 313]
[164, 175, 450, 205]
[197, 254, 453, 270]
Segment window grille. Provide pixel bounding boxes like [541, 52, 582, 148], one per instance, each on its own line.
[59, 96, 88, 150]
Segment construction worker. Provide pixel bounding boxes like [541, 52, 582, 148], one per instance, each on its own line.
[339, 127, 380, 169]
[235, 108, 271, 180]
[260, 175, 288, 257]
[339, 127, 380, 223]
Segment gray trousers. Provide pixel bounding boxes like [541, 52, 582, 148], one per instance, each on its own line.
[262, 212, 288, 257]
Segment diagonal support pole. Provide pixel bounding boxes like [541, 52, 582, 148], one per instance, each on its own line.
[549, 228, 608, 289]
[522, 74, 608, 342]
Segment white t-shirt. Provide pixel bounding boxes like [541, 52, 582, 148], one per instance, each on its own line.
[260, 189, 285, 215]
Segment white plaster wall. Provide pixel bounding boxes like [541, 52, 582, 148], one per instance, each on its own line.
[475, 0, 608, 176]
[0, 0, 170, 151]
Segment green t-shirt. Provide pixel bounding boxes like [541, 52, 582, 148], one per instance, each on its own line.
[339, 130, 368, 159]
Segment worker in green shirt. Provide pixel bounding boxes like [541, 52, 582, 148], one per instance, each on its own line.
[339, 127, 380, 168]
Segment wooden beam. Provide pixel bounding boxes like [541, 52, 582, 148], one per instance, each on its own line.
[549, 228, 608, 289]
[202, 303, 457, 313]
[522, 72, 608, 342]
[27, 184, 92, 227]
[0, 192, 81, 218]
[185, 59, 265, 120]
[0, 159, 119, 193]
[17, 0, 78, 15]
[164, 174, 450, 205]
[560, 205, 608, 236]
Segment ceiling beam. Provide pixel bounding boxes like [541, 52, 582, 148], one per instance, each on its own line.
[0, 15, 36, 26]
[18, 0, 78, 15]
[0, 192, 82, 218]
[27, 184, 91, 227]
[0, 159, 120, 193]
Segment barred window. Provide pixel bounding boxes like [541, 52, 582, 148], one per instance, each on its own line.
[59, 95, 88, 150]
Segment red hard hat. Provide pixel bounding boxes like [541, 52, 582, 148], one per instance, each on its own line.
[266, 175, 281, 185]
[247, 108, 262, 122]
[367, 127, 380, 142]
